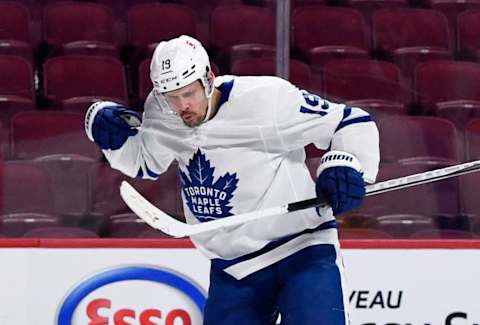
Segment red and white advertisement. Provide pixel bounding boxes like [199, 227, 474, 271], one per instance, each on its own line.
[0, 239, 479, 325]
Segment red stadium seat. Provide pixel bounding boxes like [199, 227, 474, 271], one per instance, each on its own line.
[43, 55, 128, 110]
[1, 161, 55, 216]
[323, 59, 409, 105]
[127, 4, 197, 60]
[210, 5, 276, 70]
[137, 227, 171, 238]
[414, 61, 480, 115]
[11, 111, 101, 160]
[436, 100, 480, 129]
[410, 229, 477, 239]
[88, 162, 183, 220]
[378, 116, 461, 164]
[1, 213, 59, 237]
[106, 213, 152, 238]
[338, 228, 393, 239]
[429, 0, 480, 32]
[346, 99, 408, 119]
[0, 2, 33, 60]
[0, 55, 34, 100]
[393, 47, 453, 89]
[465, 118, 480, 160]
[231, 58, 312, 90]
[43, 2, 118, 57]
[372, 8, 451, 84]
[347, 0, 408, 26]
[457, 9, 480, 60]
[229, 44, 276, 67]
[367, 214, 437, 238]
[23, 226, 99, 238]
[34, 154, 95, 220]
[360, 162, 460, 218]
[373, 8, 451, 57]
[293, 7, 370, 68]
[0, 96, 35, 130]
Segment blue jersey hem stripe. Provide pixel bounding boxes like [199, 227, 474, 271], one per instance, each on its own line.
[136, 163, 160, 179]
[211, 219, 337, 270]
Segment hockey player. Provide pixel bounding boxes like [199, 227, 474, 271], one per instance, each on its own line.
[85, 35, 379, 324]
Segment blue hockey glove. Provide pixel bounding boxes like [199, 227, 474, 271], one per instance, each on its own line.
[85, 101, 142, 150]
[315, 151, 366, 215]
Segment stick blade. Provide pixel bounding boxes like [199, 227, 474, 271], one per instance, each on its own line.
[119, 181, 189, 238]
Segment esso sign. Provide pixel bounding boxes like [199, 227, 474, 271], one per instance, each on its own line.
[57, 266, 206, 325]
[85, 298, 192, 325]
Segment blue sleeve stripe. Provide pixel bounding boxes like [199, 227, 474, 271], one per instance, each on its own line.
[335, 115, 373, 132]
[343, 106, 352, 120]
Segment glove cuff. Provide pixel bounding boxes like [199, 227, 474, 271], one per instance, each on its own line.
[85, 101, 121, 142]
[316, 150, 363, 177]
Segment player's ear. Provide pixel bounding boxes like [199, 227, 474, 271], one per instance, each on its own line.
[207, 69, 215, 82]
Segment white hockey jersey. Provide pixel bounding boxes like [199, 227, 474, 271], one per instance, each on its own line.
[103, 75, 380, 279]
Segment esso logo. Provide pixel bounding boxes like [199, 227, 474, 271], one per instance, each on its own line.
[57, 266, 207, 325]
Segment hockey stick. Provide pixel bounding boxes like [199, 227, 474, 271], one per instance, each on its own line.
[120, 160, 480, 238]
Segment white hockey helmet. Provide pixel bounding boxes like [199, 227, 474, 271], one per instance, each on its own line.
[150, 35, 215, 123]
[150, 35, 212, 94]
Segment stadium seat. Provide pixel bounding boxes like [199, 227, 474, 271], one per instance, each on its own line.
[87, 162, 183, 220]
[436, 100, 480, 129]
[457, 9, 480, 60]
[367, 214, 437, 238]
[1, 213, 59, 237]
[360, 162, 460, 218]
[372, 8, 451, 84]
[210, 5, 276, 70]
[393, 48, 453, 89]
[34, 154, 95, 221]
[323, 59, 410, 106]
[465, 118, 480, 160]
[428, 0, 480, 32]
[414, 61, 480, 115]
[231, 58, 312, 90]
[137, 227, 170, 238]
[293, 7, 370, 68]
[11, 111, 101, 160]
[0, 55, 34, 100]
[347, 0, 408, 26]
[1, 161, 55, 216]
[0, 96, 35, 131]
[23, 226, 99, 238]
[43, 2, 118, 57]
[105, 212, 151, 237]
[378, 116, 461, 164]
[410, 229, 477, 239]
[0, 2, 33, 60]
[127, 4, 197, 60]
[373, 8, 451, 58]
[43, 55, 128, 110]
[229, 44, 276, 67]
[338, 228, 393, 239]
[346, 99, 407, 119]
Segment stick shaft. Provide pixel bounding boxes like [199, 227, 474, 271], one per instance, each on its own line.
[287, 160, 480, 213]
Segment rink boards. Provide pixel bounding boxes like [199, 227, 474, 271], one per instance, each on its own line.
[0, 239, 479, 325]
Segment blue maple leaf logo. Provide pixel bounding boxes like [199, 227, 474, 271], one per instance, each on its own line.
[179, 149, 239, 222]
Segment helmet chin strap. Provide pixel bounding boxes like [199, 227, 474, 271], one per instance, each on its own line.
[201, 76, 215, 123]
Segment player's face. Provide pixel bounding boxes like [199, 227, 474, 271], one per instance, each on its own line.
[164, 81, 208, 127]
